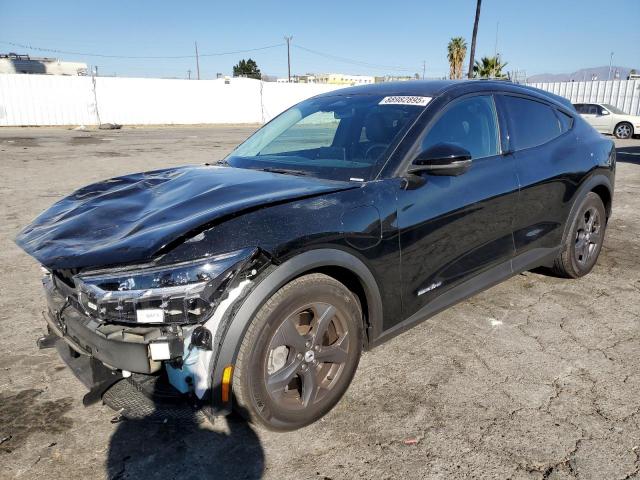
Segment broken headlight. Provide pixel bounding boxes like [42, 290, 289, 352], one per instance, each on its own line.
[74, 248, 252, 325]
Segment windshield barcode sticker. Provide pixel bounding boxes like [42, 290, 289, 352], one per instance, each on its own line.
[379, 96, 431, 106]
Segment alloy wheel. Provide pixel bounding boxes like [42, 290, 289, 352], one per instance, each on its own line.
[264, 302, 350, 410]
[574, 206, 602, 266]
[615, 123, 632, 139]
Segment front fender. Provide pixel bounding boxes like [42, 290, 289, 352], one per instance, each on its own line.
[208, 248, 383, 413]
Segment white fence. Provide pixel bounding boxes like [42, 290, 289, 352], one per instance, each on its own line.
[0, 74, 344, 126]
[527, 79, 640, 115]
[3, 75, 639, 127]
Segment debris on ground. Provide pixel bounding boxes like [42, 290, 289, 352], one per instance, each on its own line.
[98, 123, 122, 130]
[72, 125, 89, 131]
[402, 437, 420, 446]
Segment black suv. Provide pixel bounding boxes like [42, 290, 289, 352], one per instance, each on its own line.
[17, 80, 615, 431]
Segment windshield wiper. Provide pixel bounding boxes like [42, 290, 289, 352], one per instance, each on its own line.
[257, 167, 311, 177]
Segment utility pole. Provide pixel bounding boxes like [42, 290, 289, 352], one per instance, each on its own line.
[422, 60, 426, 80]
[468, 0, 482, 78]
[285, 36, 293, 82]
[608, 52, 614, 80]
[195, 42, 201, 80]
[494, 21, 499, 58]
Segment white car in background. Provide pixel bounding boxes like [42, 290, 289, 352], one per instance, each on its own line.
[573, 103, 640, 139]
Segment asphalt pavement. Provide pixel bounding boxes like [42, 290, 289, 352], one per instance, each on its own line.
[0, 126, 638, 480]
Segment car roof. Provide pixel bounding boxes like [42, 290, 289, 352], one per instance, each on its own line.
[314, 80, 458, 98]
[315, 80, 575, 111]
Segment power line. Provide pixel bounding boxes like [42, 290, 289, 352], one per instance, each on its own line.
[3, 38, 429, 76]
[293, 44, 415, 73]
[0, 40, 285, 59]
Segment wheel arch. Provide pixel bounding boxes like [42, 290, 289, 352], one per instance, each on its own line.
[209, 248, 383, 411]
[560, 174, 613, 246]
[591, 183, 612, 219]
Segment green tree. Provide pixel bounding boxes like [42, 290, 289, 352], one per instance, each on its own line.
[233, 58, 262, 79]
[473, 56, 508, 79]
[447, 37, 467, 79]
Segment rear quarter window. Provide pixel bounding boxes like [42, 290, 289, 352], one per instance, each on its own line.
[502, 95, 562, 151]
[557, 111, 574, 133]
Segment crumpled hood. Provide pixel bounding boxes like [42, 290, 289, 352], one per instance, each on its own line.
[16, 165, 353, 270]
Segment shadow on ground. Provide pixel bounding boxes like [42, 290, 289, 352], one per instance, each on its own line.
[106, 395, 264, 480]
[616, 145, 640, 165]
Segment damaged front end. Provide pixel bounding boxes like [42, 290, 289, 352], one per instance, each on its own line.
[38, 247, 273, 414]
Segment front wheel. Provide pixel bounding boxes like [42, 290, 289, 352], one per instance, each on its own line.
[233, 273, 363, 431]
[552, 192, 606, 278]
[614, 122, 633, 139]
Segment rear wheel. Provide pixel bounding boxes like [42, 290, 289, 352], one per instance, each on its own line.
[233, 273, 363, 431]
[552, 192, 606, 278]
[614, 122, 633, 139]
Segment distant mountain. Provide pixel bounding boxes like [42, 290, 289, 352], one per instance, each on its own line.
[527, 66, 638, 83]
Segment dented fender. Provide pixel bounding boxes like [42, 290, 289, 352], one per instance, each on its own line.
[206, 248, 383, 412]
[165, 248, 274, 400]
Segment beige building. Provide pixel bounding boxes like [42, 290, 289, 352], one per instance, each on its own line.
[276, 73, 377, 86]
[0, 53, 87, 76]
[314, 73, 375, 86]
[375, 75, 418, 83]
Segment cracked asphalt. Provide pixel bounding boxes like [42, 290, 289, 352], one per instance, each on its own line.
[0, 126, 638, 480]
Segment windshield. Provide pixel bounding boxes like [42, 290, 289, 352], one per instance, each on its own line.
[602, 104, 627, 115]
[225, 94, 428, 181]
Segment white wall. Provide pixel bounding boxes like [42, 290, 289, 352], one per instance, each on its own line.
[527, 79, 640, 115]
[0, 74, 344, 126]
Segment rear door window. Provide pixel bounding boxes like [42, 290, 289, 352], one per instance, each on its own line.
[501, 96, 561, 151]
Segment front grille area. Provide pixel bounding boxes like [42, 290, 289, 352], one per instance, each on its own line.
[53, 269, 76, 288]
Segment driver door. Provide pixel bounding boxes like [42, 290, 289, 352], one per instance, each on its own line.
[395, 94, 519, 322]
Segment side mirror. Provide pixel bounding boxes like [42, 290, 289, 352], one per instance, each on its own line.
[600, 110, 609, 116]
[408, 143, 472, 176]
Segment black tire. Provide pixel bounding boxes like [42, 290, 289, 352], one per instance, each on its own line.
[614, 122, 633, 139]
[552, 192, 606, 278]
[233, 273, 363, 431]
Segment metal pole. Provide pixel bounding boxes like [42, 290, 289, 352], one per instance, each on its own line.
[195, 42, 201, 80]
[608, 52, 613, 81]
[468, 0, 482, 78]
[285, 36, 293, 82]
[422, 60, 426, 80]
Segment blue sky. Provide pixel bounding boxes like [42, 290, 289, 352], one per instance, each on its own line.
[1, 0, 638, 79]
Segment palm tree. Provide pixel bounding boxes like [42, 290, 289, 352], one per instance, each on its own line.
[467, 0, 482, 79]
[447, 37, 467, 79]
[473, 56, 508, 78]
